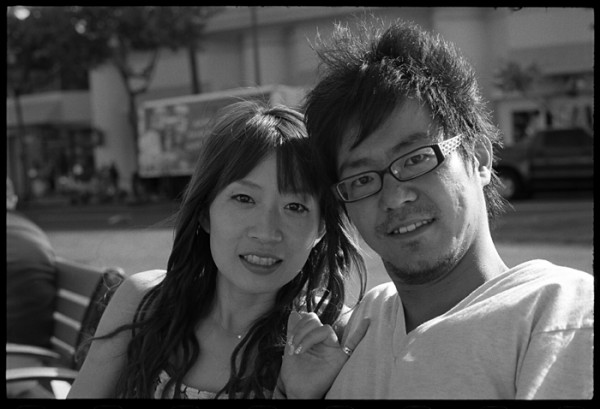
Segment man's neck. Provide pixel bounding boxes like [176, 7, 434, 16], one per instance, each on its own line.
[393, 241, 507, 333]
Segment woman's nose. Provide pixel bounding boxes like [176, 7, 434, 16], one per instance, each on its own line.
[248, 208, 284, 242]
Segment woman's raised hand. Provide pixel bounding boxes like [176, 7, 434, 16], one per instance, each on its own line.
[277, 311, 370, 399]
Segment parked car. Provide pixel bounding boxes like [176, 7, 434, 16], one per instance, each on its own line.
[495, 127, 594, 200]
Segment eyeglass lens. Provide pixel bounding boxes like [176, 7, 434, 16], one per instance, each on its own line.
[336, 134, 463, 202]
[338, 147, 438, 201]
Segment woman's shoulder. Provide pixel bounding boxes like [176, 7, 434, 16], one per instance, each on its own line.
[127, 269, 167, 290]
[101, 270, 166, 321]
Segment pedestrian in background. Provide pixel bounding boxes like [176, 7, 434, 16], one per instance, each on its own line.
[6, 177, 57, 398]
[67, 101, 366, 399]
[278, 18, 593, 399]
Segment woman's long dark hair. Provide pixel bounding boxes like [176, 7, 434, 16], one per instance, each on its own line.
[103, 100, 365, 398]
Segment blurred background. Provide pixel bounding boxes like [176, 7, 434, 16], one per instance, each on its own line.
[6, 7, 594, 299]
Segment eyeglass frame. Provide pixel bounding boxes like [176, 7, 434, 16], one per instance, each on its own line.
[333, 134, 465, 203]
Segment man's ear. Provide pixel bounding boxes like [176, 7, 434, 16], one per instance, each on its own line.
[474, 139, 493, 186]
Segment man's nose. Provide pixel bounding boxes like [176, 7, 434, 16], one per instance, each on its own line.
[378, 173, 417, 211]
[248, 208, 284, 242]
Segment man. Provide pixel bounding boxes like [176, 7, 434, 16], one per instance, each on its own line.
[284, 19, 593, 399]
[7, 178, 57, 398]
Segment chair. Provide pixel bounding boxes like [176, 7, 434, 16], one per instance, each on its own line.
[6, 255, 125, 398]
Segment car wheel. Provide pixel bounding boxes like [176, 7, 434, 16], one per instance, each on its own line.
[497, 169, 523, 200]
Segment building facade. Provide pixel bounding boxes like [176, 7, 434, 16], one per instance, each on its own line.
[6, 7, 594, 200]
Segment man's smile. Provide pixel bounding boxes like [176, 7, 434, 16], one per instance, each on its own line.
[388, 218, 434, 235]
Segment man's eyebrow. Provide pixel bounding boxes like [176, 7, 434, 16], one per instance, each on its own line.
[339, 131, 431, 175]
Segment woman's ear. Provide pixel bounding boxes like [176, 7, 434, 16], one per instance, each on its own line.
[474, 139, 493, 186]
[314, 220, 326, 247]
[199, 216, 210, 234]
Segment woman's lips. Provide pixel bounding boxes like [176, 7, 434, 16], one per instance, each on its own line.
[240, 254, 281, 266]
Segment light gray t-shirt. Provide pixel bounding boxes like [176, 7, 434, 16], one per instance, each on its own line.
[327, 260, 593, 399]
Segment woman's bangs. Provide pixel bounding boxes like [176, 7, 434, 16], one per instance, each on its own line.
[216, 140, 268, 193]
[275, 142, 320, 198]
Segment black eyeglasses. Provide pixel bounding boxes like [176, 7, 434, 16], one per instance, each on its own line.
[334, 134, 464, 203]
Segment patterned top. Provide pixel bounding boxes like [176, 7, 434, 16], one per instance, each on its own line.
[153, 369, 273, 399]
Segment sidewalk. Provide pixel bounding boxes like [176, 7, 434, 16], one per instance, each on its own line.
[45, 226, 592, 304]
[20, 196, 594, 286]
[19, 197, 181, 231]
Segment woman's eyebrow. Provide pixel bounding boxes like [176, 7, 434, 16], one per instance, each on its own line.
[230, 179, 262, 190]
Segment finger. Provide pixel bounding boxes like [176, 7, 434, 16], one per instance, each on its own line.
[341, 317, 370, 355]
[292, 324, 338, 355]
[288, 312, 322, 354]
[287, 311, 302, 338]
[286, 311, 303, 351]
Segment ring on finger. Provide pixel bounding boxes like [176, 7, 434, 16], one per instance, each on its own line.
[342, 346, 353, 357]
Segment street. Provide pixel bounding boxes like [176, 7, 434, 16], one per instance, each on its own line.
[18, 195, 593, 304]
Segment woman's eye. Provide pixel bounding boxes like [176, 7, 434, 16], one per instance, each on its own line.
[286, 203, 309, 214]
[232, 194, 254, 204]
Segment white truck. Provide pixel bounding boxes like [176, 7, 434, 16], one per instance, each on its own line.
[136, 85, 306, 179]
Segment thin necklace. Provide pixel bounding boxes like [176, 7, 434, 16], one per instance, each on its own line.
[211, 315, 247, 340]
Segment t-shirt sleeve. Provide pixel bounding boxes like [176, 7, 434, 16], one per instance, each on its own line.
[516, 326, 593, 399]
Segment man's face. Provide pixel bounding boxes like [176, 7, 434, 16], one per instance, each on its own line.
[336, 100, 491, 285]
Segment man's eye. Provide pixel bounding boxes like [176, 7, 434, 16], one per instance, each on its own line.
[351, 174, 374, 187]
[232, 194, 254, 204]
[405, 152, 434, 166]
[286, 203, 309, 214]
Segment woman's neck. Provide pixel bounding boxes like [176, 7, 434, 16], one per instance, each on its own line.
[210, 277, 276, 336]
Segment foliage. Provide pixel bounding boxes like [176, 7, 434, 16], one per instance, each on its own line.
[7, 6, 108, 94]
[66, 6, 223, 158]
[7, 6, 223, 93]
[493, 61, 541, 94]
[8, 6, 224, 174]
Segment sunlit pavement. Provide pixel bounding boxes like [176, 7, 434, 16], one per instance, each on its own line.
[21, 194, 593, 304]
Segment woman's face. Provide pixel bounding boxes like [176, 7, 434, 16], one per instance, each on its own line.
[204, 154, 324, 296]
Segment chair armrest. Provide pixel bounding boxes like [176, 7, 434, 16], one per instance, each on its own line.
[7, 342, 63, 362]
[6, 366, 78, 383]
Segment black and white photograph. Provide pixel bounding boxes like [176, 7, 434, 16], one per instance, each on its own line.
[6, 6, 593, 405]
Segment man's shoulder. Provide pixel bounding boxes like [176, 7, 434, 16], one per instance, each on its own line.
[359, 281, 398, 307]
[498, 260, 593, 324]
[365, 281, 397, 295]
[508, 259, 593, 287]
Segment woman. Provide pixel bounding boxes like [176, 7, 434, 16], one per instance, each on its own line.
[67, 100, 366, 399]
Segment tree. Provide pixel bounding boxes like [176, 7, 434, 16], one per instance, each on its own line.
[7, 6, 109, 199]
[494, 61, 541, 95]
[494, 59, 592, 132]
[69, 6, 223, 161]
[8, 6, 224, 193]
[493, 60, 557, 130]
[7, 6, 107, 95]
[154, 7, 223, 94]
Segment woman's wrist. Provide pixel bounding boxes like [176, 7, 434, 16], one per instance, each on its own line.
[273, 378, 287, 399]
[274, 377, 327, 399]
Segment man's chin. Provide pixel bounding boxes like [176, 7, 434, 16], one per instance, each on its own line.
[382, 258, 450, 286]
